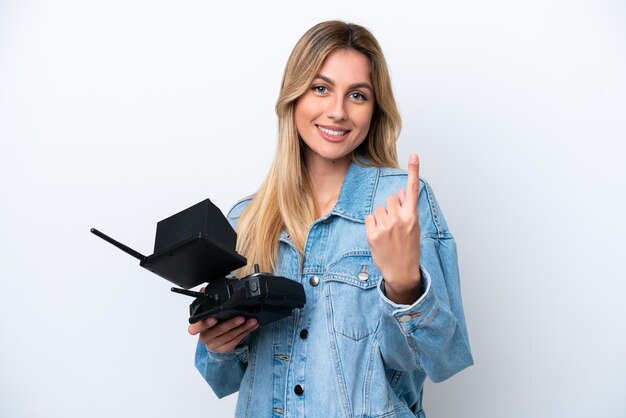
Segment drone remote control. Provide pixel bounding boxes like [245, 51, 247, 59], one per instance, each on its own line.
[171, 265, 305, 324]
[91, 198, 306, 326]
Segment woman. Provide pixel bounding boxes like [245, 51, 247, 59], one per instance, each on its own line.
[189, 20, 473, 417]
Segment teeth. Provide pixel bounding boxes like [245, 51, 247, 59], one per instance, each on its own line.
[319, 126, 347, 137]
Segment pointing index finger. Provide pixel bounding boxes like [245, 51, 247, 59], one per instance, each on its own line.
[405, 153, 420, 210]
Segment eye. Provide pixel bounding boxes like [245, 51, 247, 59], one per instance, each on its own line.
[349, 92, 367, 102]
[312, 85, 328, 94]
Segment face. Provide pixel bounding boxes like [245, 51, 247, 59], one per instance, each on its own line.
[295, 49, 375, 169]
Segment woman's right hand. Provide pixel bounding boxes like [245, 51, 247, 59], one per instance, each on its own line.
[188, 315, 259, 353]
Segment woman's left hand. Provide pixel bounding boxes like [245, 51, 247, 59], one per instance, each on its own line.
[365, 154, 422, 305]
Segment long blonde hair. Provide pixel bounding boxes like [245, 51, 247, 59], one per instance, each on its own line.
[235, 21, 402, 275]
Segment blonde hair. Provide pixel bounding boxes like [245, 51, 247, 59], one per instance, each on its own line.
[235, 21, 402, 276]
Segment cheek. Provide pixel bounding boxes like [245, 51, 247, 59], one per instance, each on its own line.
[355, 108, 374, 136]
[294, 101, 313, 134]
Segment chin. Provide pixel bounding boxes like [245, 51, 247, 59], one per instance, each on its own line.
[315, 150, 352, 163]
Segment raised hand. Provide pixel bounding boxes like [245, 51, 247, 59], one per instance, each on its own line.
[365, 154, 422, 304]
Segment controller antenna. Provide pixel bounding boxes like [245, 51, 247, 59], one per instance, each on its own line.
[170, 287, 204, 298]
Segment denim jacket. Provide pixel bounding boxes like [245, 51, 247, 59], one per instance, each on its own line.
[195, 160, 473, 418]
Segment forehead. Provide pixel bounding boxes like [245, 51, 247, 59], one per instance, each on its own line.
[316, 49, 371, 85]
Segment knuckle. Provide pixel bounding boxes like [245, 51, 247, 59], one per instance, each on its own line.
[366, 229, 374, 240]
[212, 345, 228, 353]
[220, 318, 239, 331]
[200, 329, 215, 342]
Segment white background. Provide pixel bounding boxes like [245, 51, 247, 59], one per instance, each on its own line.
[1, 1, 625, 417]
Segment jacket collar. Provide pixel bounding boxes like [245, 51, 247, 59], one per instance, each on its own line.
[330, 157, 378, 223]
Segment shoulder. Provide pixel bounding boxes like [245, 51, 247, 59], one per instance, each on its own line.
[226, 195, 255, 226]
[374, 166, 429, 198]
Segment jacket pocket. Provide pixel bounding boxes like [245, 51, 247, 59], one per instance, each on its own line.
[325, 252, 381, 341]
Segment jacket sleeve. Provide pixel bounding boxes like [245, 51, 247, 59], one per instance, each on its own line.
[377, 180, 473, 382]
[194, 340, 248, 398]
[193, 197, 254, 397]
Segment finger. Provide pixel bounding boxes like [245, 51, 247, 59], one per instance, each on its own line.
[374, 205, 388, 217]
[215, 328, 256, 353]
[364, 214, 378, 245]
[386, 194, 401, 215]
[404, 154, 420, 210]
[373, 206, 388, 227]
[208, 318, 258, 351]
[209, 316, 248, 338]
[215, 321, 259, 352]
[397, 188, 406, 205]
[188, 317, 218, 335]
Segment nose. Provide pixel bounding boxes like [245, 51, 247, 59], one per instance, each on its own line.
[327, 96, 347, 121]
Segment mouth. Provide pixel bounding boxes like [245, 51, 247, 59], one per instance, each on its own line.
[316, 125, 351, 142]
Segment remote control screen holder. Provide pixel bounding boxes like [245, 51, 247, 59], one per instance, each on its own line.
[91, 198, 305, 325]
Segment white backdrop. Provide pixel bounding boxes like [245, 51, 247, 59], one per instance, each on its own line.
[1, 1, 625, 417]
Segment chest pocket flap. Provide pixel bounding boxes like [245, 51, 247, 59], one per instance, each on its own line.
[324, 251, 381, 340]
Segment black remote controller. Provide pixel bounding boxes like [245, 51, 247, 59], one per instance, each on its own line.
[91, 198, 306, 327]
[171, 265, 306, 325]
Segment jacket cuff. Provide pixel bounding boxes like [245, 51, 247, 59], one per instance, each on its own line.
[377, 267, 440, 332]
[196, 339, 248, 364]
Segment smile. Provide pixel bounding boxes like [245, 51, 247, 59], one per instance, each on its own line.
[316, 125, 351, 142]
[318, 126, 348, 136]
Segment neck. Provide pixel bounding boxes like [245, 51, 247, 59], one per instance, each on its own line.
[305, 153, 351, 218]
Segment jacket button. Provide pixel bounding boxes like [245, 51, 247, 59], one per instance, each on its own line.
[294, 384, 304, 396]
[299, 329, 308, 339]
[309, 276, 320, 286]
[399, 314, 412, 323]
[358, 265, 369, 281]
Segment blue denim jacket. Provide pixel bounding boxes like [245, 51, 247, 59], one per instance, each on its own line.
[195, 160, 473, 418]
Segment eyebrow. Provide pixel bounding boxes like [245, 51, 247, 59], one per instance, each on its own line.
[314, 74, 373, 91]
